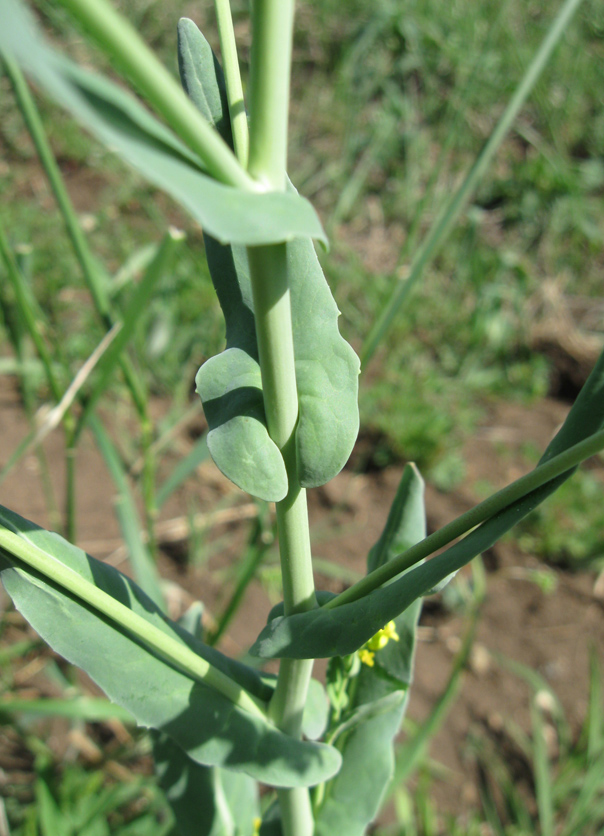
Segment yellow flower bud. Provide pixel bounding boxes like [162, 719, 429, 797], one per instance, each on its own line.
[359, 649, 375, 667]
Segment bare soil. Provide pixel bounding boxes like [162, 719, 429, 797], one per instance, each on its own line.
[1, 378, 603, 822]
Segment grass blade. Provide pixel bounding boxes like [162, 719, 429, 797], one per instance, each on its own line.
[0, 220, 62, 402]
[155, 434, 209, 510]
[532, 698, 554, 836]
[74, 228, 185, 441]
[361, 0, 586, 365]
[0, 696, 134, 723]
[89, 416, 164, 610]
[209, 513, 270, 646]
[4, 53, 148, 420]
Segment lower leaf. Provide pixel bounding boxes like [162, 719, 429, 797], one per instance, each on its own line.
[0, 506, 341, 788]
[153, 733, 260, 836]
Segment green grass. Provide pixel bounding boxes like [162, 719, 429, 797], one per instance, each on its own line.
[516, 467, 604, 567]
[2, 0, 602, 433]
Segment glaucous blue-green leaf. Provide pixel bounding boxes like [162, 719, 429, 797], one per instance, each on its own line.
[364, 464, 425, 687]
[313, 466, 425, 835]
[0, 506, 342, 788]
[177, 18, 233, 148]
[251, 349, 604, 659]
[179, 19, 360, 498]
[288, 237, 361, 488]
[0, 0, 326, 247]
[153, 733, 260, 836]
[197, 347, 288, 501]
[196, 239, 360, 498]
[152, 600, 260, 836]
[367, 464, 426, 574]
[303, 678, 330, 741]
[316, 686, 410, 836]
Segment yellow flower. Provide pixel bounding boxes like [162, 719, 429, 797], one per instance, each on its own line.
[366, 620, 399, 652]
[252, 817, 262, 836]
[359, 649, 375, 667]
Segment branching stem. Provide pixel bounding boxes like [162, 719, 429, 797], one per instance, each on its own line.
[56, 0, 256, 189]
[0, 525, 267, 719]
[214, 0, 249, 166]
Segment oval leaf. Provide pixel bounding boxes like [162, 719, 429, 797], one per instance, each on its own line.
[196, 348, 288, 501]
[179, 19, 360, 497]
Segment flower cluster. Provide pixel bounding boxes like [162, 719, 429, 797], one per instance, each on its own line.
[358, 620, 400, 667]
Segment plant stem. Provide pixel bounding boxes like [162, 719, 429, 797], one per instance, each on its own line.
[214, 0, 249, 166]
[247, 245, 316, 836]
[246, 5, 316, 832]
[247, 0, 295, 189]
[247, 248, 316, 613]
[55, 0, 256, 189]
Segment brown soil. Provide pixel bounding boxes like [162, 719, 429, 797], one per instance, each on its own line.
[1, 378, 603, 824]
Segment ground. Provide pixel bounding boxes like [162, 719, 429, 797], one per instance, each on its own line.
[1, 375, 603, 824]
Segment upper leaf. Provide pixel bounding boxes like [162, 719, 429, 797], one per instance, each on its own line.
[0, 506, 341, 788]
[0, 0, 326, 247]
[180, 19, 360, 499]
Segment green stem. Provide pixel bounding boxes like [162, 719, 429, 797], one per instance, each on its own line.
[55, 0, 256, 190]
[246, 4, 316, 821]
[0, 525, 267, 719]
[327, 427, 604, 609]
[247, 0, 295, 189]
[247, 247, 316, 835]
[276, 788, 315, 836]
[214, 0, 249, 166]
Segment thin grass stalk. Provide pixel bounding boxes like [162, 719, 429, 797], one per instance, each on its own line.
[0, 223, 62, 403]
[0, 269, 62, 532]
[209, 514, 270, 646]
[4, 55, 158, 541]
[4, 56, 149, 420]
[391, 0, 511, 274]
[361, 0, 586, 366]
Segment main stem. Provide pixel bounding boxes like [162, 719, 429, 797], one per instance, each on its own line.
[247, 246, 317, 836]
[247, 3, 316, 834]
